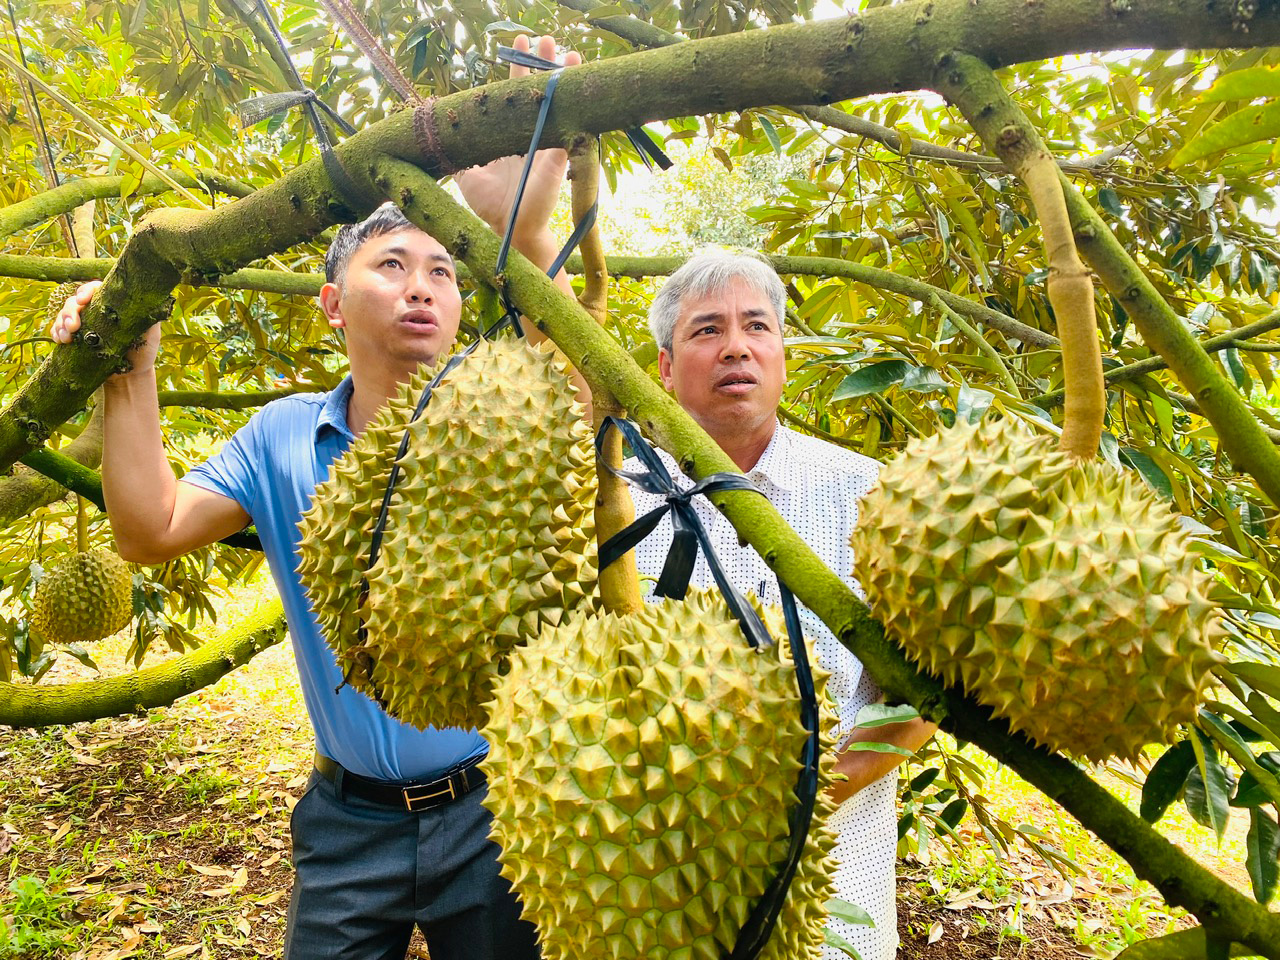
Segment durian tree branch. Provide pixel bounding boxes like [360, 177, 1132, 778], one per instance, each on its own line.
[555, 0, 1119, 177]
[0, 249, 1051, 346]
[1171, 390, 1280, 445]
[941, 54, 1103, 456]
[0, 171, 255, 243]
[1031, 310, 1280, 407]
[776, 403, 864, 449]
[932, 54, 1280, 506]
[0, 601, 286, 728]
[15, 448, 263, 551]
[368, 156, 1280, 959]
[1113, 928, 1251, 959]
[156, 388, 300, 409]
[0, 400, 102, 529]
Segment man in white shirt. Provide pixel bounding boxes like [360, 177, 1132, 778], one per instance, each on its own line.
[628, 250, 936, 960]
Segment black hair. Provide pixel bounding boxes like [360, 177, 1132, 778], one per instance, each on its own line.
[324, 202, 416, 286]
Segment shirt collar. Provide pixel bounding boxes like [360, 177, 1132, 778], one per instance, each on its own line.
[745, 420, 796, 493]
[315, 375, 356, 442]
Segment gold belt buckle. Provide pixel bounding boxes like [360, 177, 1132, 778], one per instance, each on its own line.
[402, 776, 456, 812]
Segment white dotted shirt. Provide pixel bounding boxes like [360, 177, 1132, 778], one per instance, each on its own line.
[626, 422, 899, 960]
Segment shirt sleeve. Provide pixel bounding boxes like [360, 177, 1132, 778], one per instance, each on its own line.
[181, 411, 264, 517]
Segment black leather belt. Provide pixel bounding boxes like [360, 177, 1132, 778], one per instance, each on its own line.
[313, 752, 486, 813]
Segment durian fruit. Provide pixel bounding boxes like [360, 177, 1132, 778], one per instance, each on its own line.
[46, 281, 80, 325]
[483, 589, 838, 960]
[30, 550, 133, 646]
[851, 418, 1222, 763]
[297, 338, 597, 732]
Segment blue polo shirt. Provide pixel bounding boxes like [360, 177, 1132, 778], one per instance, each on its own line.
[184, 376, 488, 781]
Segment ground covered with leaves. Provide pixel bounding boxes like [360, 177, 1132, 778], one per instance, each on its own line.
[0, 584, 1255, 960]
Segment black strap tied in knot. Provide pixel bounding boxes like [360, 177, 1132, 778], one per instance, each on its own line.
[594, 416, 821, 960]
[242, 0, 365, 207]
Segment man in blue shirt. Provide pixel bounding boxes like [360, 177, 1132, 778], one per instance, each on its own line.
[51, 36, 580, 959]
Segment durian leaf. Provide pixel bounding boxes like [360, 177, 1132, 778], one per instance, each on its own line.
[1172, 101, 1280, 167]
[843, 740, 915, 757]
[955, 383, 994, 423]
[853, 703, 920, 728]
[825, 897, 875, 928]
[832, 359, 910, 401]
[1141, 740, 1195, 824]
[1227, 662, 1280, 701]
[900, 365, 949, 394]
[1233, 752, 1280, 808]
[907, 767, 941, 792]
[1200, 65, 1280, 103]
[1119, 447, 1174, 499]
[1187, 730, 1233, 841]
[939, 797, 968, 830]
[823, 930, 863, 959]
[1245, 807, 1280, 904]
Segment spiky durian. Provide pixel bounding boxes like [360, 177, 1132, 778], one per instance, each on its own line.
[297, 338, 597, 732]
[30, 550, 133, 646]
[851, 418, 1222, 762]
[483, 590, 838, 960]
[46, 281, 80, 325]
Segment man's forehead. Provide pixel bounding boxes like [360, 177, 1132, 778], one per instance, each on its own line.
[677, 279, 776, 324]
[362, 228, 453, 264]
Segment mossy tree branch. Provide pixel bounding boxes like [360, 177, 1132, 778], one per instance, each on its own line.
[932, 53, 1280, 505]
[555, 0, 1120, 176]
[1032, 311, 1280, 408]
[0, 248, 1052, 347]
[0, 400, 102, 528]
[0, 172, 255, 243]
[1114, 928, 1251, 960]
[369, 154, 1280, 958]
[0, 601, 286, 728]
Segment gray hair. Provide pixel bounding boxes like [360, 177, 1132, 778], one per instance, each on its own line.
[648, 250, 787, 353]
[325, 202, 416, 286]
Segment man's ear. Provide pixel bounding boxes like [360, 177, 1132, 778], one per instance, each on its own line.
[319, 281, 345, 329]
[658, 346, 675, 392]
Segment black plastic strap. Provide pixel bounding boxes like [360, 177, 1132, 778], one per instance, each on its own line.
[496, 46, 673, 171]
[593, 416, 820, 960]
[596, 417, 775, 651]
[246, 0, 364, 205]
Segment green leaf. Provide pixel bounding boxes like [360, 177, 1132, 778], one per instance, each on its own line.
[854, 703, 920, 728]
[1201, 65, 1280, 103]
[842, 740, 915, 757]
[832, 360, 910, 401]
[1246, 807, 1280, 904]
[823, 929, 863, 959]
[901, 366, 949, 394]
[758, 115, 782, 155]
[484, 19, 524, 32]
[1234, 752, 1280, 808]
[939, 797, 968, 830]
[1173, 101, 1280, 167]
[825, 897, 875, 928]
[1228, 662, 1280, 700]
[955, 384, 993, 424]
[1119, 447, 1174, 499]
[1223, 346, 1250, 391]
[1098, 187, 1123, 216]
[1141, 740, 1195, 823]
[1187, 730, 1232, 841]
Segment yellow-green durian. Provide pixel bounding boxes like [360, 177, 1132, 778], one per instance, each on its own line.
[297, 338, 596, 732]
[850, 418, 1222, 763]
[483, 589, 838, 960]
[46, 281, 80, 324]
[30, 550, 133, 646]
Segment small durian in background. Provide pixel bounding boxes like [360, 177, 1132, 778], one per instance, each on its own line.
[483, 589, 838, 960]
[297, 338, 597, 732]
[850, 417, 1222, 763]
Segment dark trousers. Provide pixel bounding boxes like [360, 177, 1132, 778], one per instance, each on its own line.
[283, 770, 540, 960]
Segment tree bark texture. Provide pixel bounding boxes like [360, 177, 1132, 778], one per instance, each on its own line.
[0, 600, 286, 728]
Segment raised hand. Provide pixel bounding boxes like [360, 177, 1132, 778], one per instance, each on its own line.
[454, 35, 581, 248]
[49, 279, 161, 379]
